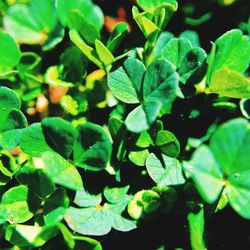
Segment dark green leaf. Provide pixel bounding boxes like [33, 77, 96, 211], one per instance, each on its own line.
[42, 117, 77, 159]
[73, 122, 112, 171]
[44, 188, 69, 226]
[16, 165, 56, 199]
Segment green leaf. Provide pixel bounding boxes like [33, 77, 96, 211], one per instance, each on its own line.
[179, 30, 200, 47]
[3, 0, 64, 49]
[190, 118, 250, 219]
[125, 101, 162, 133]
[65, 196, 136, 236]
[0, 185, 40, 224]
[0, 87, 21, 110]
[69, 30, 103, 68]
[41, 117, 77, 159]
[73, 122, 112, 171]
[187, 206, 206, 250]
[60, 46, 87, 83]
[64, 206, 112, 236]
[162, 38, 192, 68]
[208, 68, 250, 99]
[108, 57, 146, 104]
[208, 29, 250, 79]
[42, 151, 83, 191]
[132, 6, 160, 43]
[73, 235, 102, 250]
[5, 224, 58, 247]
[137, 0, 178, 10]
[74, 188, 102, 208]
[95, 40, 114, 67]
[146, 153, 185, 185]
[16, 165, 56, 199]
[0, 87, 27, 149]
[44, 66, 74, 88]
[127, 190, 160, 220]
[107, 22, 129, 53]
[153, 31, 174, 59]
[160, 38, 207, 85]
[155, 130, 180, 158]
[56, 0, 103, 44]
[44, 188, 69, 226]
[142, 59, 178, 104]
[0, 31, 21, 72]
[109, 58, 178, 133]
[104, 186, 130, 204]
[20, 123, 53, 157]
[128, 148, 150, 166]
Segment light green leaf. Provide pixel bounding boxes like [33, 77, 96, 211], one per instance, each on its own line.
[104, 186, 130, 204]
[56, 0, 103, 44]
[137, 0, 178, 10]
[208, 68, 250, 99]
[187, 206, 206, 250]
[0, 87, 21, 110]
[0, 185, 40, 224]
[5, 224, 58, 247]
[3, 0, 64, 49]
[44, 188, 69, 226]
[179, 30, 200, 47]
[162, 38, 192, 68]
[73, 122, 112, 171]
[240, 98, 250, 119]
[208, 29, 250, 78]
[69, 30, 103, 68]
[42, 151, 83, 191]
[0, 31, 21, 72]
[128, 148, 150, 166]
[125, 101, 162, 133]
[20, 123, 53, 157]
[190, 118, 250, 219]
[153, 31, 174, 58]
[74, 188, 102, 208]
[95, 40, 114, 67]
[127, 190, 160, 220]
[146, 153, 185, 185]
[64, 206, 112, 236]
[16, 165, 56, 199]
[45, 66, 74, 88]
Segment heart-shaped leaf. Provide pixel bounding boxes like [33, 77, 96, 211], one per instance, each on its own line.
[41, 117, 77, 159]
[16, 165, 56, 199]
[0, 185, 40, 224]
[42, 151, 83, 191]
[146, 153, 185, 185]
[189, 118, 250, 219]
[73, 122, 112, 171]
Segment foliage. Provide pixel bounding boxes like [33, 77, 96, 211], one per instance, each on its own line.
[0, 0, 250, 249]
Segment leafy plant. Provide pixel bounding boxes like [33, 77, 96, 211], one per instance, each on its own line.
[0, 0, 250, 249]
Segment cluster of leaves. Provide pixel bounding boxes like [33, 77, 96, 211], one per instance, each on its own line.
[0, 0, 250, 249]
